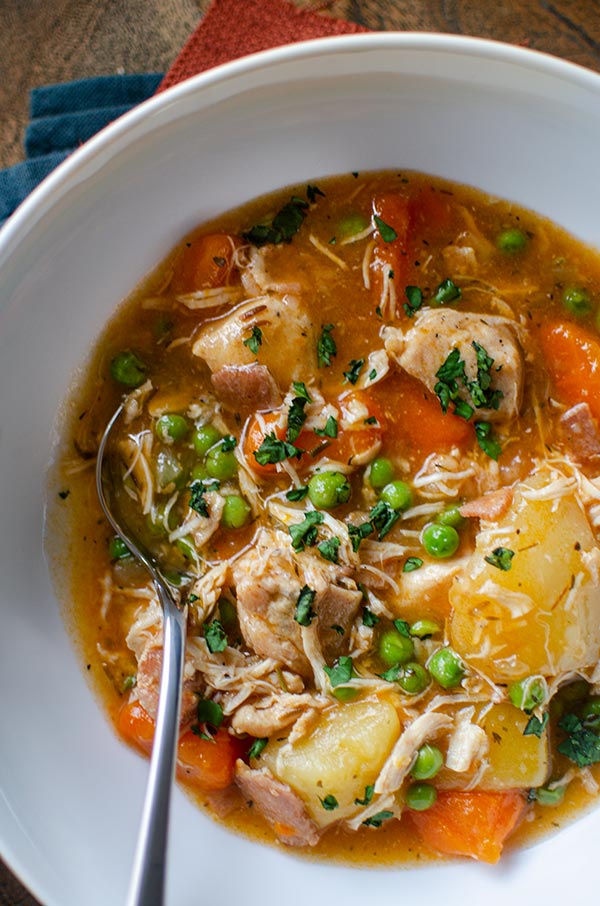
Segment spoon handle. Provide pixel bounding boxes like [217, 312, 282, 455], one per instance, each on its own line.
[126, 585, 187, 906]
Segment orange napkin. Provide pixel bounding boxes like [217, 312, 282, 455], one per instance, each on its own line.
[158, 0, 369, 93]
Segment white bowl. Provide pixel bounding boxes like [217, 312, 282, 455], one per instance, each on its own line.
[2, 32, 600, 906]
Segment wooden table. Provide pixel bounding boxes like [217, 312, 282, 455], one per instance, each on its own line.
[1, 0, 600, 902]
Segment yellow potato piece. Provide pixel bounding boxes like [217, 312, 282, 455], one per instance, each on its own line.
[449, 474, 600, 681]
[260, 700, 400, 827]
[437, 703, 549, 791]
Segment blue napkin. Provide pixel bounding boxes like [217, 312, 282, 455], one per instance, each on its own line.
[0, 73, 163, 229]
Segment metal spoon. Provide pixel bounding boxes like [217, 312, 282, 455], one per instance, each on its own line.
[96, 402, 187, 906]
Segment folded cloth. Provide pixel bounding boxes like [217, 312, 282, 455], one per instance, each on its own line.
[0, 0, 368, 230]
[0, 73, 162, 228]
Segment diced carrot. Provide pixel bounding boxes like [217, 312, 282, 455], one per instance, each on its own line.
[117, 700, 243, 792]
[371, 194, 412, 310]
[538, 320, 600, 422]
[325, 390, 385, 463]
[410, 185, 454, 236]
[371, 372, 473, 457]
[409, 790, 527, 863]
[172, 233, 236, 293]
[243, 410, 285, 475]
[177, 726, 245, 791]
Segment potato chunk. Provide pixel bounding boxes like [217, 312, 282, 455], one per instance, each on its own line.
[449, 472, 600, 681]
[260, 700, 400, 827]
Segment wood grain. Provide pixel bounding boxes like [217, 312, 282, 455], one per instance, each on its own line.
[2, 0, 600, 903]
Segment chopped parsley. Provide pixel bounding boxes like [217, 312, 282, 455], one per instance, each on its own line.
[317, 536, 341, 563]
[374, 216, 398, 243]
[204, 619, 228, 653]
[307, 184, 325, 203]
[379, 664, 403, 682]
[468, 342, 504, 410]
[364, 415, 378, 425]
[368, 500, 400, 540]
[354, 785, 374, 806]
[331, 624, 345, 636]
[434, 278, 462, 305]
[319, 794, 339, 811]
[317, 323, 337, 367]
[403, 285, 423, 318]
[294, 585, 317, 626]
[220, 434, 237, 452]
[254, 433, 303, 466]
[243, 195, 309, 246]
[484, 547, 515, 571]
[292, 381, 312, 402]
[362, 810, 394, 828]
[189, 480, 219, 516]
[196, 698, 224, 729]
[434, 348, 467, 415]
[474, 420, 502, 461]
[286, 486, 309, 502]
[434, 343, 504, 429]
[314, 416, 338, 438]
[248, 737, 268, 759]
[243, 326, 262, 355]
[557, 713, 600, 766]
[362, 608, 380, 627]
[523, 712, 549, 738]
[369, 368, 377, 381]
[286, 396, 308, 443]
[344, 358, 365, 385]
[289, 511, 324, 551]
[403, 557, 423, 573]
[348, 520, 374, 552]
[393, 619, 411, 638]
[324, 656, 355, 687]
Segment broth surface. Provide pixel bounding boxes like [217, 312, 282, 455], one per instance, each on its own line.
[49, 170, 600, 865]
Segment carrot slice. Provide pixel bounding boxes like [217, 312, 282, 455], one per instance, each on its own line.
[538, 320, 600, 422]
[409, 790, 527, 863]
[371, 372, 473, 457]
[172, 233, 236, 293]
[118, 701, 243, 792]
[371, 194, 412, 310]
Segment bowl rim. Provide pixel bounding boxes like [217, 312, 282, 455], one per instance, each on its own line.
[2, 30, 600, 269]
[4, 29, 600, 905]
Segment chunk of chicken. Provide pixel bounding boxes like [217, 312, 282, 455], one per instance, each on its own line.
[235, 761, 321, 847]
[393, 554, 472, 623]
[560, 402, 600, 463]
[384, 309, 524, 423]
[192, 294, 316, 390]
[232, 529, 362, 677]
[230, 692, 324, 737]
[459, 486, 514, 521]
[136, 643, 201, 727]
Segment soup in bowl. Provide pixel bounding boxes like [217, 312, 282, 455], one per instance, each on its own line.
[3, 33, 600, 906]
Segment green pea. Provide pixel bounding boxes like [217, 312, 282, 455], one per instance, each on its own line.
[396, 662, 430, 695]
[411, 744, 444, 781]
[422, 523, 460, 559]
[535, 785, 565, 807]
[155, 413, 190, 443]
[380, 480, 412, 512]
[308, 471, 351, 509]
[508, 675, 547, 712]
[436, 505, 466, 528]
[191, 463, 209, 482]
[176, 536, 197, 561]
[155, 449, 185, 490]
[406, 783, 437, 811]
[338, 212, 369, 240]
[193, 424, 222, 457]
[333, 686, 361, 703]
[410, 619, 441, 640]
[379, 629, 415, 666]
[369, 457, 395, 490]
[496, 228, 527, 254]
[109, 350, 147, 387]
[206, 446, 238, 480]
[221, 495, 251, 529]
[428, 647, 465, 689]
[109, 535, 131, 560]
[563, 286, 593, 317]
